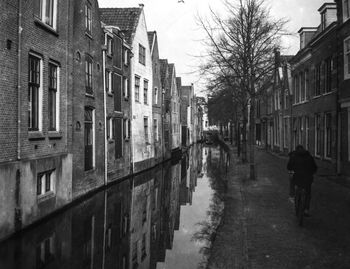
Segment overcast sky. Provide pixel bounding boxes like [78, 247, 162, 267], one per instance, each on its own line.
[99, 0, 327, 96]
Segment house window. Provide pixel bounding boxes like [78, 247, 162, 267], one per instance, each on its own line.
[85, 3, 92, 35]
[293, 75, 298, 104]
[105, 70, 111, 93]
[144, 117, 149, 143]
[123, 77, 129, 98]
[304, 69, 309, 100]
[48, 63, 59, 131]
[315, 64, 321, 96]
[28, 54, 41, 131]
[321, 12, 326, 30]
[135, 76, 140, 102]
[124, 50, 129, 66]
[344, 0, 350, 21]
[139, 44, 146, 65]
[34, 0, 57, 29]
[315, 114, 321, 156]
[128, 119, 131, 139]
[36, 235, 55, 268]
[106, 35, 113, 57]
[325, 58, 332, 93]
[37, 170, 55, 196]
[325, 113, 332, 158]
[115, 118, 123, 159]
[106, 117, 112, 140]
[85, 55, 93, 94]
[345, 37, 350, 80]
[300, 72, 305, 102]
[153, 119, 158, 142]
[144, 80, 148, 104]
[84, 107, 94, 171]
[154, 87, 158, 105]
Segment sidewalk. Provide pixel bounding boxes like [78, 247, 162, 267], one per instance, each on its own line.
[208, 147, 350, 269]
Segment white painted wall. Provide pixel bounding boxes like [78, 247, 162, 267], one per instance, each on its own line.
[130, 10, 154, 164]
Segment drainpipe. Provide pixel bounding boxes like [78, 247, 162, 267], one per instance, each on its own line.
[17, 0, 23, 160]
[102, 34, 107, 185]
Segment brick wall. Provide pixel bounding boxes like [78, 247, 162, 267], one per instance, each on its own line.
[0, 1, 19, 162]
[71, 0, 105, 198]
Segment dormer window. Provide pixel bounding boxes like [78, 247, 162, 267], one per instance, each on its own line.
[321, 12, 326, 30]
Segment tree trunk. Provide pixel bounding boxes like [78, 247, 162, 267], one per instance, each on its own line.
[249, 98, 256, 180]
[241, 111, 248, 163]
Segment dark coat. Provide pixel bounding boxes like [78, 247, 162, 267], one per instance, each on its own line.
[287, 149, 317, 187]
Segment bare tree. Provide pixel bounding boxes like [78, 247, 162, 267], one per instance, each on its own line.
[199, 0, 287, 179]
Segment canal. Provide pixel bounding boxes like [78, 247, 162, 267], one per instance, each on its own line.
[0, 144, 228, 269]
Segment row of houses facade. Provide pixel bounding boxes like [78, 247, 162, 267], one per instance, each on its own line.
[0, 1, 203, 241]
[256, 1, 350, 177]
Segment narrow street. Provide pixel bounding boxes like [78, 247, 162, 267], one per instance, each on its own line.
[209, 146, 350, 269]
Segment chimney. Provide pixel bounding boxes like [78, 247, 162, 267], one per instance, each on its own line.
[139, 3, 144, 8]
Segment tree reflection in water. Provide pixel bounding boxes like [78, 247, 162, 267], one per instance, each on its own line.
[192, 146, 228, 269]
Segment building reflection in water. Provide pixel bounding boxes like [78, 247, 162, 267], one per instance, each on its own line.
[0, 144, 226, 269]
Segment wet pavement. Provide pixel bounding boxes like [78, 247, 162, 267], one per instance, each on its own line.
[0, 144, 227, 269]
[209, 146, 350, 269]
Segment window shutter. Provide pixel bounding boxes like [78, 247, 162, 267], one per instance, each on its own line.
[113, 74, 122, 112]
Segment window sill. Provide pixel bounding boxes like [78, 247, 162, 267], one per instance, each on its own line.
[37, 191, 55, 203]
[107, 54, 113, 59]
[108, 92, 114, 97]
[48, 131, 62, 139]
[124, 96, 129, 101]
[28, 131, 45, 141]
[108, 139, 114, 144]
[124, 138, 130, 142]
[85, 32, 93, 40]
[145, 142, 151, 145]
[34, 18, 58, 37]
[85, 168, 96, 174]
[85, 93, 95, 99]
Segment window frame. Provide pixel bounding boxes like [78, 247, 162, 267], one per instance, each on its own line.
[344, 36, 350, 80]
[144, 116, 149, 143]
[48, 62, 60, 131]
[37, 169, 55, 197]
[34, 0, 58, 30]
[28, 53, 43, 132]
[344, 0, 350, 22]
[144, 79, 148, 105]
[85, 55, 93, 94]
[138, 44, 146, 65]
[135, 76, 140, 102]
[85, 2, 92, 35]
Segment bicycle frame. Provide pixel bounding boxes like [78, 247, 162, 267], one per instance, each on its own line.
[294, 185, 307, 226]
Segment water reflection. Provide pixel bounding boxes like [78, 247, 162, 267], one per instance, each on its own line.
[0, 144, 227, 269]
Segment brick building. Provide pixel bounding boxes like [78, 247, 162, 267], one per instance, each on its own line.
[335, 0, 350, 176]
[160, 59, 172, 160]
[0, 0, 73, 240]
[100, 5, 155, 173]
[71, 0, 105, 198]
[168, 64, 181, 155]
[148, 31, 164, 164]
[102, 25, 132, 182]
[290, 2, 338, 172]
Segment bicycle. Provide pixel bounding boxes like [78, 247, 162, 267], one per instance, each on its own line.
[294, 185, 307, 226]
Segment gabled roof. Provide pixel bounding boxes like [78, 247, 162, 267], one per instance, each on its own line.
[176, 77, 182, 90]
[99, 8, 142, 44]
[147, 31, 155, 53]
[159, 59, 169, 89]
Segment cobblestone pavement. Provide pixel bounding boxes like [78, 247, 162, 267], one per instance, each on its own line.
[208, 147, 350, 269]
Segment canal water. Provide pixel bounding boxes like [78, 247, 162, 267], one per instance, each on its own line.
[0, 144, 227, 269]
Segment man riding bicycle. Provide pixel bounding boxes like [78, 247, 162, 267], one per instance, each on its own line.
[287, 145, 317, 216]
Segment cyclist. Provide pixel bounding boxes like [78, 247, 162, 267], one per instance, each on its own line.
[287, 145, 317, 216]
